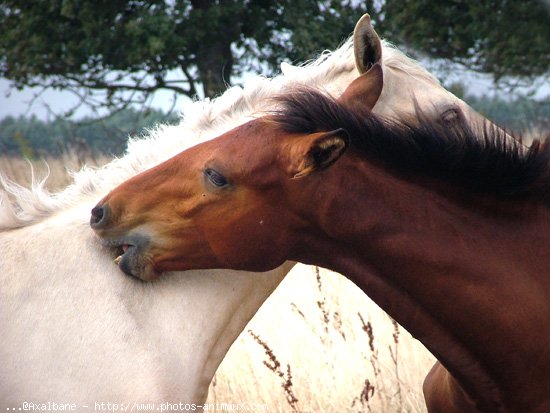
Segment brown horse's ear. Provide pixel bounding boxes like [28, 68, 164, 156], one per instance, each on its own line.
[339, 63, 383, 110]
[353, 14, 382, 73]
[290, 129, 349, 179]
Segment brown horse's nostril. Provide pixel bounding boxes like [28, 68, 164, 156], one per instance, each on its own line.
[90, 204, 110, 229]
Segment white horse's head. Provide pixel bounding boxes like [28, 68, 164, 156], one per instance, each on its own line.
[1, 13, 494, 409]
[283, 14, 487, 130]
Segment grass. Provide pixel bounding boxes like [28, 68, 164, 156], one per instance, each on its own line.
[2, 154, 435, 412]
[0, 152, 109, 192]
[208, 265, 434, 413]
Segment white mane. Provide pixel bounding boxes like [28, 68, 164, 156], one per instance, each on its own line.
[382, 41, 440, 85]
[0, 38, 438, 230]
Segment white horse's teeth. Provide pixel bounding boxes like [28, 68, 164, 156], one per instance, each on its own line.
[114, 255, 123, 265]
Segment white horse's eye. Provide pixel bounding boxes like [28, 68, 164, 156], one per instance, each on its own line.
[204, 168, 229, 188]
[440, 106, 462, 123]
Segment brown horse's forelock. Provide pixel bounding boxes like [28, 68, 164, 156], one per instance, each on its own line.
[271, 88, 550, 205]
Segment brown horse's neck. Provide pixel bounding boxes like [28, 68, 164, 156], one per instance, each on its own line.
[290, 154, 550, 413]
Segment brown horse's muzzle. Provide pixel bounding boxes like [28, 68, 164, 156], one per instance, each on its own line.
[90, 201, 160, 281]
[90, 203, 110, 229]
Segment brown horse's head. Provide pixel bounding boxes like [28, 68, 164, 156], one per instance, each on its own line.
[90, 64, 383, 281]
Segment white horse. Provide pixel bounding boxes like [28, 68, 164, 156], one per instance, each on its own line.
[1, 15, 489, 410]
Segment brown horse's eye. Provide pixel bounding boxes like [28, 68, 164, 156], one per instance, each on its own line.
[205, 168, 228, 188]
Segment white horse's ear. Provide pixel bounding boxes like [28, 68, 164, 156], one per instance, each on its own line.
[339, 63, 383, 110]
[290, 129, 349, 179]
[353, 14, 382, 73]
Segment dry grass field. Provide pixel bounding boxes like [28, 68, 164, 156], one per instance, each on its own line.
[208, 266, 435, 413]
[1, 155, 435, 412]
[0, 153, 110, 191]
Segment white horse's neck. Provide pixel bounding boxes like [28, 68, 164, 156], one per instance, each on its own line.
[0, 197, 292, 403]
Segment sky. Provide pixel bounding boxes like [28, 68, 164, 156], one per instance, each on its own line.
[0, 77, 192, 121]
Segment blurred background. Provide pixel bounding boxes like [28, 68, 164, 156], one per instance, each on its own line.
[1, 3, 548, 411]
[0, 0, 549, 166]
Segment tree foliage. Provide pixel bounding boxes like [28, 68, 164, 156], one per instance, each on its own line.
[375, 0, 550, 82]
[2, 1, 548, 118]
[0, 0, 367, 114]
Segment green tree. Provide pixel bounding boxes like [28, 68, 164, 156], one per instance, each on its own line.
[464, 94, 550, 133]
[374, 0, 550, 82]
[0, 0, 366, 114]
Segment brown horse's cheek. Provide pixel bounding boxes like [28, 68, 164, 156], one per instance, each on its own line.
[230, 222, 288, 271]
[154, 235, 225, 272]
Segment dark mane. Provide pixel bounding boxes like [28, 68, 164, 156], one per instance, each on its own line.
[271, 88, 550, 205]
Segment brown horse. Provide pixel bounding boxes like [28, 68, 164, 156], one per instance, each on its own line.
[90, 72, 550, 413]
